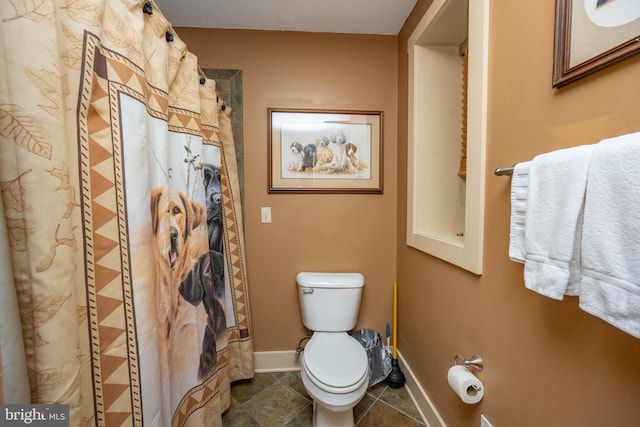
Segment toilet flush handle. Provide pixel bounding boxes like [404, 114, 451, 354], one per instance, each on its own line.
[301, 287, 314, 294]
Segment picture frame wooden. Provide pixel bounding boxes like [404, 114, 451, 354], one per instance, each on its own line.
[553, 0, 640, 88]
[268, 108, 383, 194]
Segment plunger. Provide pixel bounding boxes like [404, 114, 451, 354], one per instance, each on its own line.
[386, 282, 406, 388]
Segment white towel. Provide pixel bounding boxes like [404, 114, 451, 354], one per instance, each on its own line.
[509, 161, 530, 263]
[523, 144, 594, 300]
[579, 132, 640, 338]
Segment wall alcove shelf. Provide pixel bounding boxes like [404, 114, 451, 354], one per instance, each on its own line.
[406, 0, 489, 274]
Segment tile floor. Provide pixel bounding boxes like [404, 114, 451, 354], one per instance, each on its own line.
[222, 371, 425, 426]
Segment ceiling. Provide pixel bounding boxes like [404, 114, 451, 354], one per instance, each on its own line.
[153, 0, 418, 35]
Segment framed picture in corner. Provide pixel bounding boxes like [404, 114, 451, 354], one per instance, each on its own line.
[553, 0, 640, 87]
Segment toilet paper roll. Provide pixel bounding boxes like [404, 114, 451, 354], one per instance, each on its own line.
[448, 365, 484, 404]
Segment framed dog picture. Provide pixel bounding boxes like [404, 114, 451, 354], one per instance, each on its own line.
[553, 0, 640, 88]
[268, 108, 383, 194]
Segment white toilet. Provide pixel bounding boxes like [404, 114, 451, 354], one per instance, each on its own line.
[296, 272, 369, 427]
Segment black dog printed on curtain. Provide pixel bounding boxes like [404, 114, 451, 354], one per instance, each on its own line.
[179, 162, 227, 380]
[202, 163, 224, 254]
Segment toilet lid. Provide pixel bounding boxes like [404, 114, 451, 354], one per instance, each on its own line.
[303, 333, 368, 391]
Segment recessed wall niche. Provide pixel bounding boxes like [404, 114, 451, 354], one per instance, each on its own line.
[406, 0, 489, 274]
[203, 68, 244, 209]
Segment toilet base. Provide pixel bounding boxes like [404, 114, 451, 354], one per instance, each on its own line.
[301, 366, 367, 427]
[313, 401, 355, 427]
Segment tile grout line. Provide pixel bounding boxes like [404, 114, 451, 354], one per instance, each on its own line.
[283, 402, 312, 426]
[378, 386, 426, 425]
[376, 398, 426, 426]
[274, 371, 314, 426]
[355, 392, 379, 426]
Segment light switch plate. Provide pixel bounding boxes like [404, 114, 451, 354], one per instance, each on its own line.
[261, 207, 271, 223]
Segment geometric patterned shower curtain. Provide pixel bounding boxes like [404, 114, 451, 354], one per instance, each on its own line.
[0, 1, 253, 425]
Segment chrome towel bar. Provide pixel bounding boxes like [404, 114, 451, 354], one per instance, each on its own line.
[494, 165, 515, 176]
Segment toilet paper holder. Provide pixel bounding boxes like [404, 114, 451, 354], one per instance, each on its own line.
[453, 354, 484, 372]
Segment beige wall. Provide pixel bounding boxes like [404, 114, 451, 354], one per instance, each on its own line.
[180, 2, 640, 423]
[178, 29, 398, 351]
[397, 1, 640, 426]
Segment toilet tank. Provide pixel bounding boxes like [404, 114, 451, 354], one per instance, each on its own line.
[297, 272, 364, 332]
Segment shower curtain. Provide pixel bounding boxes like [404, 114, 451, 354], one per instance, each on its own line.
[0, 0, 253, 425]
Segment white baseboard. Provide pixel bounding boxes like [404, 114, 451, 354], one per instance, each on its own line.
[252, 350, 445, 427]
[397, 350, 446, 427]
[253, 350, 301, 372]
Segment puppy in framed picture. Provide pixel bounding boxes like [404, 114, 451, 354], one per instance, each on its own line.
[288, 141, 305, 171]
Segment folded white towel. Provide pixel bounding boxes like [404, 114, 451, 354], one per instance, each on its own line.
[509, 161, 530, 263]
[523, 145, 594, 300]
[579, 132, 640, 338]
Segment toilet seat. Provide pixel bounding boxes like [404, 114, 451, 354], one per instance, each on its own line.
[303, 333, 368, 394]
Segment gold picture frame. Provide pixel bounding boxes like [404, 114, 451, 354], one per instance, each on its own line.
[268, 108, 383, 194]
[553, 0, 640, 88]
